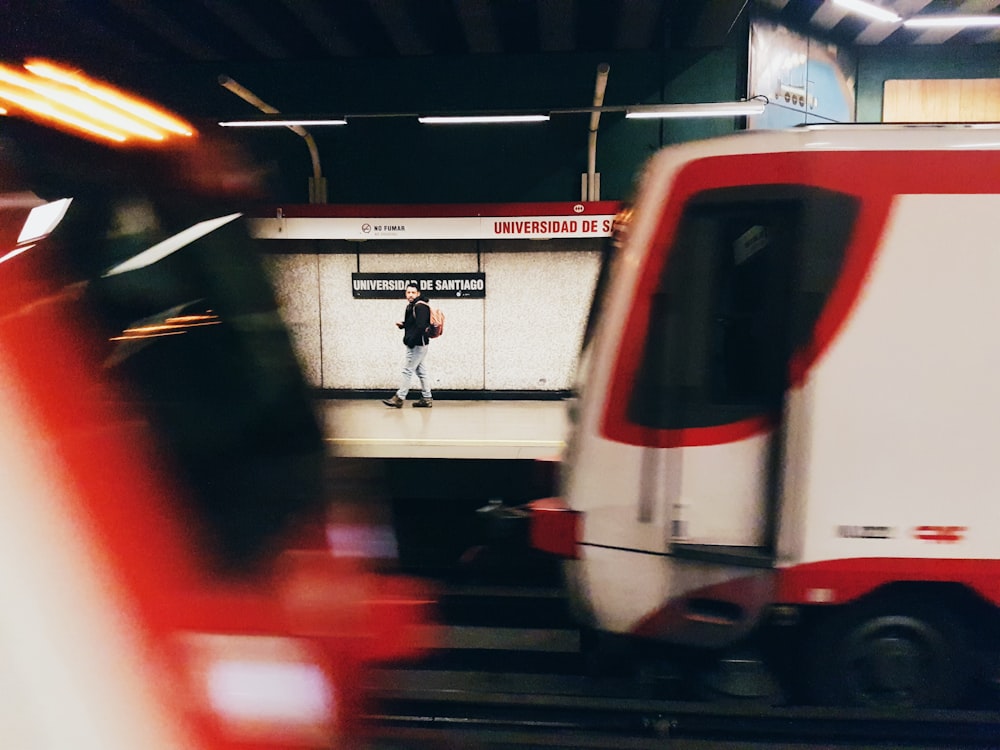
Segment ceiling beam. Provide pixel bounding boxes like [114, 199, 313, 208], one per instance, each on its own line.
[198, 0, 292, 58]
[614, 0, 664, 49]
[452, 0, 503, 53]
[105, 0, 222, 60]
[808, 0, 851, 33]
[277, 0, 363, 56]
[912, 0, 1000, 44]
[853, 0, 934, 44]
[687, 0, 752, 46]
[365, 0, 434, 56]
[538, 0, 576, 52]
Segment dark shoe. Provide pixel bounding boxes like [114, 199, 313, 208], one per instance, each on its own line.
[413, 397, 433, 408]
[382, 394, 403, 408]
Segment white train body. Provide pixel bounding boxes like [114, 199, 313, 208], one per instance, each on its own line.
[552, 125, 1000, 674]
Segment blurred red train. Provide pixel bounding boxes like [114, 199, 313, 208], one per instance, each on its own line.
[0, 98, 431, 747]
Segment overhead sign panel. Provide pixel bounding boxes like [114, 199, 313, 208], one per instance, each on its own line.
[248, 201, 621, 241]
[253, 215, 615, 240]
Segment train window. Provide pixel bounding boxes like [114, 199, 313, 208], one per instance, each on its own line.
[627, 186, 857, 431]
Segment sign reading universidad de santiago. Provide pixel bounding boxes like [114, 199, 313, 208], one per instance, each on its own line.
[248, 201, 621, 241]
[352, 272, 486, 299]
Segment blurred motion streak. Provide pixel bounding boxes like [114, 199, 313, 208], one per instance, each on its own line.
[0, 59, 195, 144]
[111, 312, 222, 341]
[18, 197, 72, 243]
[102, 212, 243, 276]
[0, 244, 33, 264]
[24, 60, 194, 136]
[0, 195, 68, 264]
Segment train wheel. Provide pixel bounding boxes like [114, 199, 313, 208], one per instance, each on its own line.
[806, 594, 972, 708]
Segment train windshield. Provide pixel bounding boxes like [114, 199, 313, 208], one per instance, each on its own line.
[628, 186, 857, 431]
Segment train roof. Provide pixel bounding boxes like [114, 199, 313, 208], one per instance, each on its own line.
[655, 123, 1000, 162]
[629, 123, 1000, 208]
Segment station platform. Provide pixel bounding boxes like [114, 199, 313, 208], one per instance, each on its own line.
[317, 398, 570, 459]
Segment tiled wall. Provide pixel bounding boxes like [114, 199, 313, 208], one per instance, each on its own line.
[265, 241, 602, 392]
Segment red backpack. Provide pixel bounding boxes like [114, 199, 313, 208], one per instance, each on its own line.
[417, 300, 444, 338]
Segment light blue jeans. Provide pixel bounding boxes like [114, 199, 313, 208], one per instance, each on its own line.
[396, 345, 432, 399]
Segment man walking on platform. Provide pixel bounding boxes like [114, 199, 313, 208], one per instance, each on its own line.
[382, 282, 433, 408]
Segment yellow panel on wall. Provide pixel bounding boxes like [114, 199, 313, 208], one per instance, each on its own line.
[883, 79, 1000, 122]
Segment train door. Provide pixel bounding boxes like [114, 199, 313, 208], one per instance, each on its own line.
[624, 185, 856, 564]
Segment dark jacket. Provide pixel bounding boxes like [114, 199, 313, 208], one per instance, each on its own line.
[402, 295, 431, 347]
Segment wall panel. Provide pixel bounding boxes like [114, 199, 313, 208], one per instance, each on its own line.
[856, 45, 1000, 122]
[265, 254, 322, 386]
[265, 243, 601, 393]
[482, 249, 600, 390]
[883, 79, 1000, 122]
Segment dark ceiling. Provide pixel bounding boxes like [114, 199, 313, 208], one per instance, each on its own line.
[4, 0, 998, 75]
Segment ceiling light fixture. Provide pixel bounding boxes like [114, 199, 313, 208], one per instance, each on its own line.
[904, 15, 1000, 28]
[219, 118, 347, 127]
[832, 0, 901, 23]
[625, 100, 767, 119]
[215, 101, 769, 128]
[418, 114, 550, 124]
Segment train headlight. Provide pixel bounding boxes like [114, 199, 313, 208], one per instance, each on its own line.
[179, 632, 338, 747]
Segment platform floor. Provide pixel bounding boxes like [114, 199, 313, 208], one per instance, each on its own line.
[317, 399, 570, 459]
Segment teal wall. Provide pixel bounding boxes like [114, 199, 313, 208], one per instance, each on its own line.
[856, 44, 1000, 122]
[114, 48, 745, 205]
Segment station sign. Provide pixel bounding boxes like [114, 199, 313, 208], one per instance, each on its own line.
[249, 201, 622, 241]
[352, 272, 486, 299]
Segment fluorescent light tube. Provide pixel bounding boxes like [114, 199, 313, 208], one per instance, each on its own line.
[625, 100, 766, 119]
[904, 15, 1000, 28]
[833, 0, 901, 23]
[219, 119, 346, 127]
[418, 114, 549, 124]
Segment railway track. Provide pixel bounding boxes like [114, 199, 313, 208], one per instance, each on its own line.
[360, 578, 1000, 749]
[364, 669, 1000, 748]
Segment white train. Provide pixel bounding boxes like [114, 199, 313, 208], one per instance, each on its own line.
[527, 124, 1000, 708]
